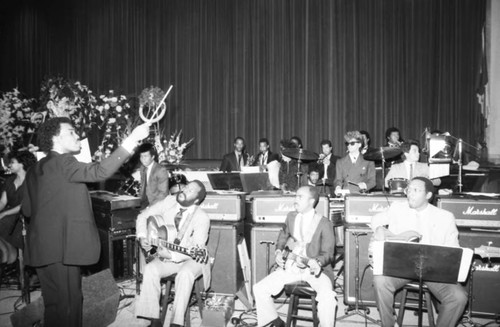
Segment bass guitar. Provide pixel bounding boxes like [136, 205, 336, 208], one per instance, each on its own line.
[281, 239, 321, 276]
[144, 215, 209, 264]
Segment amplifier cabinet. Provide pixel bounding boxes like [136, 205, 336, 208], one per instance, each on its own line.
[200, 193, 245, 222]
[90, 191, 140, 211]
[250, 195, 329, 224]
[88, 228, 136, 280]
[93, 207, 139, 231]
[436, 196, 500, 228]
[345, 194, 407, 225]
[458, 228, 500, 316]
[246, 224, 283, 289]
[207, 222, 244, 294]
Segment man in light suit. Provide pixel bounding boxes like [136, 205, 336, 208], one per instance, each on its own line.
[384, 140, 441, 188]
[334, 131, 376, 195]
[135, 180, 210, 327]
[220, 136, 250, 172]
[253, 186, 336, 327]
[138, 143, 169, 208]
[22, 117, 150, 327]
[371, 177, 467, 327]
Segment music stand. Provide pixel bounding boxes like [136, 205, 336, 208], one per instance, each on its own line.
[380, 242, 472, 327]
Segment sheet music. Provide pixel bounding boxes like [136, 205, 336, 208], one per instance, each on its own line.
[372, 240, 473, 282]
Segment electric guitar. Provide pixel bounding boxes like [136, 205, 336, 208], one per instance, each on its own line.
[144, 215, 209, 264]
[281, 239, 321, 276]
[474, 245, 500, 259]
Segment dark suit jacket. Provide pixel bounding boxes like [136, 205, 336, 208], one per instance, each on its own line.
[276, 211, 336, 285]
[316, 154, 339, 194]
[22, 148, 131, 267]
[219, 152, 248, 172]
[141, 161, 169, 206]
[334, 154, 376, 193]
[253, 151, 280, 166]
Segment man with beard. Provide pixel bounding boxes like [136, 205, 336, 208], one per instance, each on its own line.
[135, 180, 210, 327]
[253, 186, 336, 327]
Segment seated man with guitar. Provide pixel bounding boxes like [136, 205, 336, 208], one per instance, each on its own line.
[371, 177, 467, 327]
[135, 180, 210, 327]
[253, 186, 336, 327]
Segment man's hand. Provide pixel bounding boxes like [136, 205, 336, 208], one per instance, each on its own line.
[308, 259, 322, 277]
[334, 186, 342, 196]
[139, 237, 151, 251]
[358, 182, 367, 190]
[275, 250, 285, 268]
[129, 122, 151, 142]
[157, 246, 172, 260]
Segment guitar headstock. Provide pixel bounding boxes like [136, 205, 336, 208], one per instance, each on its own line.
[475, 245, 500, 259]
[189, 246, 209, 264]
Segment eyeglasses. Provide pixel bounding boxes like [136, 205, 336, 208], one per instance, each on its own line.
[404, 187, 427, 195]
[345, 141, 360, 146]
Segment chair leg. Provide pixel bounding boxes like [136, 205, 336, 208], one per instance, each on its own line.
[160, 280, 173, 324]
[292, 295, 299, 327]
[285, 294, 295, 327]
[396, 288, 408, 326]
[425, 291, 435, 327]
[311, 295, 319, 327]
[195, 278, 203, 319]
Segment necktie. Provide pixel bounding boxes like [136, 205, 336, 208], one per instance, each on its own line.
[141, 167, 148, 205]
[409, 164, 414, 180]
[237, 154, 242, 169]
[174, 208, 186, 231]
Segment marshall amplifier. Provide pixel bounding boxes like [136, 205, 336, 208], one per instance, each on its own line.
[200, 193, 245, 222]
[436, 196, 500, 228]
[250, 195, 329, 224]
[345, 194, 407, 225]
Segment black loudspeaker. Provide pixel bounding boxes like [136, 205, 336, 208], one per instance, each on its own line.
[82, 269, 120, 327]
[458, 228, 500, 316]
[88, 228, 136, 280]
[247, 224, 282, 288]
[344, 226, 377, 306]
[207, 222, 244, 294]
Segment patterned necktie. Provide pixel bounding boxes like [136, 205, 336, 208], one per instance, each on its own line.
[174, 208, 186, 231]
[141, 167, 148, 204]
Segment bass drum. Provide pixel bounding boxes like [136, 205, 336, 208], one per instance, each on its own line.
[388, 178, 408, 195]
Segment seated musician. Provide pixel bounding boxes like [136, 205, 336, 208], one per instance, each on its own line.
[253, 186, 336, 327]
[279, 140, 308, 192]
[135, 180, 210, 327]
[384, 140, 441, 189]
[334, 131, 376, 195]
[371, 177, 467, 327]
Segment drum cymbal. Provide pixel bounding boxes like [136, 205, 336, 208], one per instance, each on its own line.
[363, 147, 402, 161]
[282, 148, 319, 161]
[315, 181, 333, 187]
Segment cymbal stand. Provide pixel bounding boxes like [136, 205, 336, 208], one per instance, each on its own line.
[457, 139, 463, 193]
[260, 241, 275, 274]
[380, 148, 387, 194]
[296, 149, 303, 188]
[337, 232, 380, 324]
[20, 216, 30, 304]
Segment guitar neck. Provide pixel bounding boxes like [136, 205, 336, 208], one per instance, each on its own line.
[149, 238, 189, 256]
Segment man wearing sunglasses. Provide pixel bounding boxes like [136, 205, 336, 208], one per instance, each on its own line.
[334, 130, 376, 195]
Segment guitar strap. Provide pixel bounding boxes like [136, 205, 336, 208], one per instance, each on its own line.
[174, 206, 198, 245]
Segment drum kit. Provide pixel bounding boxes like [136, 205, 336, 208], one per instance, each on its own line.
[281, 148, 319, 188]
[363, 146, 404, 194]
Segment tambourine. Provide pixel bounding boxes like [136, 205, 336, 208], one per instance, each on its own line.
[139, 85, 173, 123]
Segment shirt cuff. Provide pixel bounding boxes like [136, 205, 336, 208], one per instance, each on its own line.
[121, 137, 139, 154]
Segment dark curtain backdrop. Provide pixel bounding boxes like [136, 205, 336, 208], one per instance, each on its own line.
[0, 0, 486, 159]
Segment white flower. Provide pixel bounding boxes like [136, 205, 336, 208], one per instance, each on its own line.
[116, 106, 122, 112]
[104, 104, 110, 110]
[110, 97, 118, 102]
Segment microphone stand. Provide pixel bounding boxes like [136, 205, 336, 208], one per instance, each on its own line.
[444, 134, 480, 193]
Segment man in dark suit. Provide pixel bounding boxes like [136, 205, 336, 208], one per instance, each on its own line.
[316, 139, 338, 195]
[22, 117, 150, 327]
[253, 186, 336, 327]
[138, 143, 169, 208]
[253, 138, 279, 170]
[219, 136, 251, 172]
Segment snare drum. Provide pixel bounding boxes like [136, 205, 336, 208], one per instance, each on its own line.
[388, 178, 408, 194]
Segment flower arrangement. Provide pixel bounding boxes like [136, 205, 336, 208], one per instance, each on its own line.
[39, 76, 97, 138]
[0, 88, 38, 154]
[157, 131, 194, 165]
[138, 86, 166, 109]
[92, 90, 133, 161]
